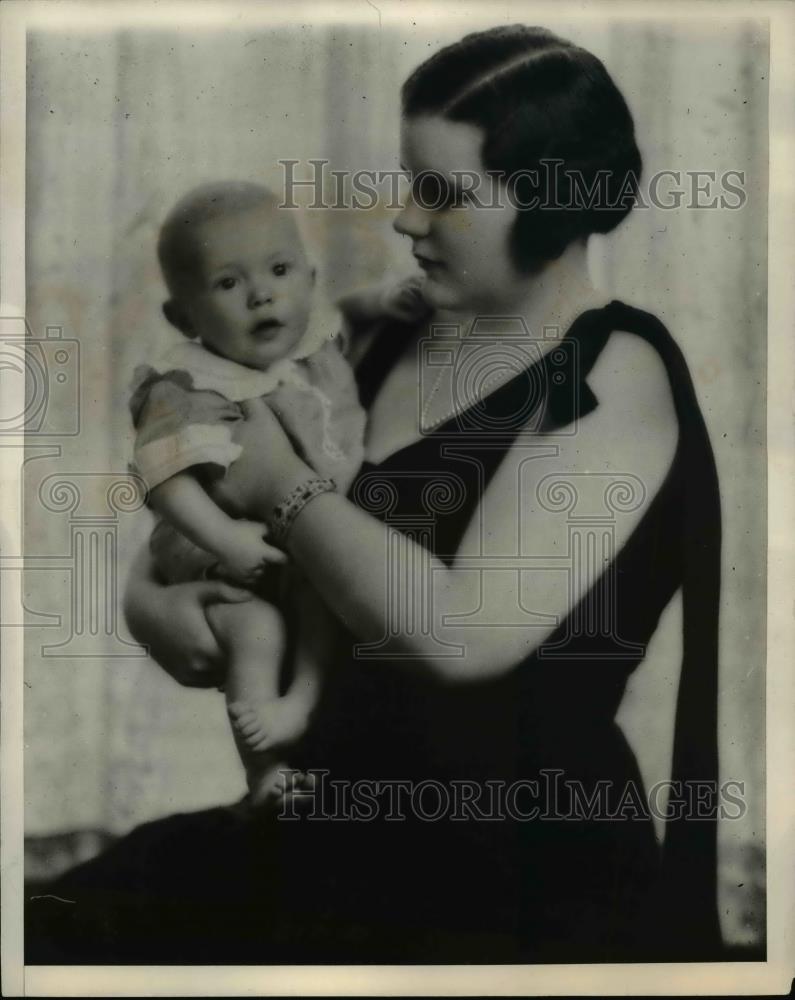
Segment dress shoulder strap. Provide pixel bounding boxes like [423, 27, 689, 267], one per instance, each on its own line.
[354, 317, 418, 411]
[604, 301, 723, 955]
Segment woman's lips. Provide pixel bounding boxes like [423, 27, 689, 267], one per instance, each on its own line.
[414, 253, 444, 273]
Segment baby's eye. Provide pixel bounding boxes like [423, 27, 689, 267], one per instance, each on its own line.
[272, 262, 289, 277]
[215, 276, 238, 291]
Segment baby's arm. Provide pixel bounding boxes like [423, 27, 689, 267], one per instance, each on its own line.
[149, 472, 283, 585]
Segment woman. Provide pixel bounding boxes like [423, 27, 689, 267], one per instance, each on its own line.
[29, 25, 723, 963]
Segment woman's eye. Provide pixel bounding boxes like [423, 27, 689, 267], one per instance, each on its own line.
[215, 276, 237, 291]
[412, 171, 454, 211]
[272, 263, 289, 276]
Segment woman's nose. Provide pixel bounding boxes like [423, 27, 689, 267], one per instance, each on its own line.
[393, 193, 431, 239]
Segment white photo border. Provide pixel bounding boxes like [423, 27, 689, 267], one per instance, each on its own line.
[1, 1, 792, 995]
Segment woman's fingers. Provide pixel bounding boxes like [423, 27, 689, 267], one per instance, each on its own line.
[180, 660, 225, 689]
[239, 395, 272, 421]
[198, 580, 253, 605]
[260, 541, 288, 564]
[211, 397, 310, 516]
[171, 643, 225, 689]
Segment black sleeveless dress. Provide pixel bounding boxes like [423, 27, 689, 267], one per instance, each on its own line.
[27, 301, 723, 964]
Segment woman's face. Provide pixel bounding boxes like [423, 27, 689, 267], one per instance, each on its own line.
[395, 116, 527, 314]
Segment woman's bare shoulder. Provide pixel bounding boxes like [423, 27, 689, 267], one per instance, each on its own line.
[587, 327, 679, 453]
[463, 326, 679, 552]
[550, 325, 680, 507]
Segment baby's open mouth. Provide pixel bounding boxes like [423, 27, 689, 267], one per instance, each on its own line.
[251, 318, 283, 338]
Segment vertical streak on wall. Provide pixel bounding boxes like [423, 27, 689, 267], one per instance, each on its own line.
[25, 30, 121, 833]
[604, 20, 768, 947]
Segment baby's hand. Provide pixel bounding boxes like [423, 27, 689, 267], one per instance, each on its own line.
[380, 275, 431, 323]
[214, 519, 285, 585]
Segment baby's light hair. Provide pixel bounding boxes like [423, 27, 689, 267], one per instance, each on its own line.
[158, 181, 281, 298]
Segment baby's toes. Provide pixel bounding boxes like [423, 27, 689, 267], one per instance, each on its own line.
[248, 733, 273, 753]
[230, 714, 264, 744]
[240, 721, 268, 745]
[297, 769, 316, 790]
[232, 712, 259, 735]
[247, 766, 288, 810]
[228, 703, 256, 724]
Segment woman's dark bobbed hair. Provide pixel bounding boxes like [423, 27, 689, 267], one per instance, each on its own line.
[402, 25, 642, 271]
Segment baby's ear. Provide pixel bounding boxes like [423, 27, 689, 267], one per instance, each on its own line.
[162, 300, 195, 337]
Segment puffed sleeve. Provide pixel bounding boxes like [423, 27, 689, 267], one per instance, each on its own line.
[129, 367, 245, 490]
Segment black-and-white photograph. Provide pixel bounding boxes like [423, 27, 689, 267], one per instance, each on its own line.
[2, 0, 792, 992]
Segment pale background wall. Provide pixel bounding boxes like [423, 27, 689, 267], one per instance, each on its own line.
[22, 14, 767, 946]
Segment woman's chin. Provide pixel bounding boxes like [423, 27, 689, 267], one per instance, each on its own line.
[421, 275, 463, 312]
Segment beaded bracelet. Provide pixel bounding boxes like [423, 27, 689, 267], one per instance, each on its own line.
[268, 477, 337, 548]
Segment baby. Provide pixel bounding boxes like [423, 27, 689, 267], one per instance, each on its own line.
[130, 181, 424, 806]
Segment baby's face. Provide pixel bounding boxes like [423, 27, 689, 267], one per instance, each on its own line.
[179, 203, 314, 370]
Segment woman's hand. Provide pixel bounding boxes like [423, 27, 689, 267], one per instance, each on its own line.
[124, 547, 252, 688]
[209, 398, 314, 519]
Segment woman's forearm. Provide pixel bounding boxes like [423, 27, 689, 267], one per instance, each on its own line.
[274, 491, 494, 683]
[211, 398, 513, 681]
[123, 541, 255, 688]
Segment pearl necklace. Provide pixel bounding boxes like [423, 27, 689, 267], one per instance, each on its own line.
[419, 346, 518, 431]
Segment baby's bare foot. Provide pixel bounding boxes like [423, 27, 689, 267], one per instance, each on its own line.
[246, 762, 315, 812]
[228, 697, 310, 755]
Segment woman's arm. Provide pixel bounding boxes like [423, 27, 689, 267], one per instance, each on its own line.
[220, 334, 677, 684]
[123, 543, 253, 688]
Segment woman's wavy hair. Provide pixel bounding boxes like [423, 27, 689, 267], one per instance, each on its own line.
[401, 25, 642, 271]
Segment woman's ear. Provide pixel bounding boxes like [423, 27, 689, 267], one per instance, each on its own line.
[162, 300, 196, 338]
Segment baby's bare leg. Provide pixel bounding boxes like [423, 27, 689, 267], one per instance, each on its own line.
[207, 598, 285, 706]
[206, 598, 310, 807]
[226, 572, 331, 759]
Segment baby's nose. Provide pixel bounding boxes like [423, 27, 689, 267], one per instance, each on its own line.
[248, 282, 274, 308]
